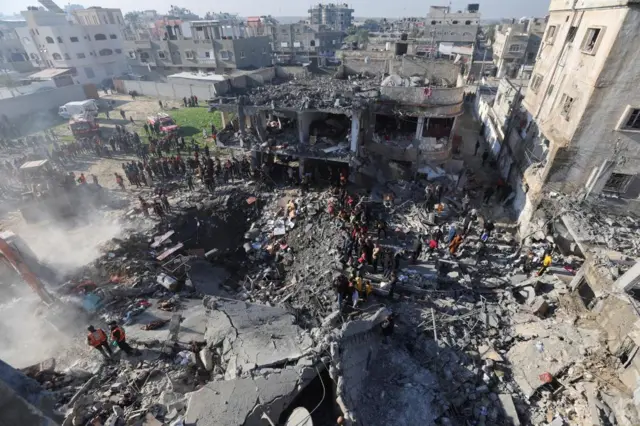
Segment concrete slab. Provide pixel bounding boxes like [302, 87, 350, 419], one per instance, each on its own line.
[205, 298, 314, 371]
[125, 299, 206, 345]
[185, 366, 314, 426]
[498, 394, 521, 426]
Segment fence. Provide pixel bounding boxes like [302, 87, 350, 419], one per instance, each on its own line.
[113, 67, 277, 102]
[0, 84, 92, 121]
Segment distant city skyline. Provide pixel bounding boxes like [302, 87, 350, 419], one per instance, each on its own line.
[3, 0, 549, 20]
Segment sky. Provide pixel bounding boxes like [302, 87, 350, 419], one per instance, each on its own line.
[1, 0, 550, 20]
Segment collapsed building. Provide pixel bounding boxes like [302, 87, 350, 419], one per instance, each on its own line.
[209, 54, 466, 185]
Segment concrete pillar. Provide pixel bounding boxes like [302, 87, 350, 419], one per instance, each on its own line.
[415, 116, 425, 140]
[298, 158, 305, 180]
[220, 111, 228, 128]
[237, 106, 246, 136]
[350, 113, 360, 153]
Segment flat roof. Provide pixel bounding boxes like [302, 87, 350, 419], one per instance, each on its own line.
[20, 159, 49, 169]
[28, 68, 71, 80]
[168, 72, 228, 82]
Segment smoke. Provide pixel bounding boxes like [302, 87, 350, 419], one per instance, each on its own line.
[0, 213, 124, 368]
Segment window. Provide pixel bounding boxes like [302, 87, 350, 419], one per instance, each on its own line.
[621, 108, 640, 131]
[56, 36, 63, 43]
[52, 53, 62, 60]
[546, 84, 554, 96]
[581, 27, 602, 54]
[465, 20, 471, 25]
[128, 51, 136, 59]
[431, 20, 436, 25]
[99, 48, 113, 56]
[185, 51, 194, 59]
[219, 50, 230, 60]
[77, 53, 86, 59]
[45, 36, 54, 44]
[84, 67, 95, 79]
[157, 51, 166, 59]
[508, 44, 521, 52]
[310, 40, 316, 47]
[567, 26, 578, 42]
[559, 94, 575, 119]
[29, 53, 38, 60]
[70, 36, 79, 42]
[109, 34, 117, 39]
[530, 74, 543, 93]
[240, 51, 245, 59]
[545, 25, 556, 43]
[94, 33, 107, 41]
[604, 173, 633, 193]
[139, 52, 149, 60]
[64, 53, 70, 60]
[452, 20, 458, 24]
[280, 42, 288, 47]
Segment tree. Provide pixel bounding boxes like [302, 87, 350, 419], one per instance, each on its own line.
[346, 29, 369, 47]
[124, 11, 142, 29]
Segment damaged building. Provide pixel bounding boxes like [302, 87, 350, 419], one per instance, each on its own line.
[209, 54, 466, 184]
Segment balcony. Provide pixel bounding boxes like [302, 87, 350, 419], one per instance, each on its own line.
[197, 57, 217, 65]
[367, 133, 452, 163]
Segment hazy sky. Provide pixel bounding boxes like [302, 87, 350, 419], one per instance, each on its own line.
[3, 0, 550, 19]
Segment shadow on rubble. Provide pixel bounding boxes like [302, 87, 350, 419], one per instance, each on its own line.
[357, 296, 527, 426]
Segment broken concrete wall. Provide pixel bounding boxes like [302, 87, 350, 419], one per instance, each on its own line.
[0, 359, 59, 425]
[245, 67, 276, 87]
[332, 308, 389, 424]
[379, 86, 466, 107]
[615, 262, 640, 292]
[298, 111, 329, 144]
[396, 57, 461, 84]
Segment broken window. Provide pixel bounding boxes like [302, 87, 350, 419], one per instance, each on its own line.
[546, 84, 554, 96]
[559, 94, 574, 119]
[545, 25, 556, 43]
[623, 108, 640, 130]
[603, 173, 633, 193]
[566, 26, 578, 43]
[577, 279, 596, 309]
[531, 74, 543, 93]
[616, 337, 638, 368]
[424, 117, 454, 138]
[581, 27, 602, 54]
[508, 44, 521, 52]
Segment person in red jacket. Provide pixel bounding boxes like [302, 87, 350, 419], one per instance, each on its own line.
[87, 325, 112, 359]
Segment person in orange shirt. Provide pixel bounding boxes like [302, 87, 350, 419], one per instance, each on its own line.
[87, 325, 112, 359]
[449, 234, 463, 255]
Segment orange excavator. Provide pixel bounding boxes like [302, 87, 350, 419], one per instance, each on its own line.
[0, 230, 56, 305]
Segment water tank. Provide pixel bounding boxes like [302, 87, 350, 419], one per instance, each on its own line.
[468, 3, 480, 12]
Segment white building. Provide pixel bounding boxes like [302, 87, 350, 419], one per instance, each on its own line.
[492, 18, 546, 78]
[422, 5, 480, 46]
[16, 7, 127, 84]
[517, 0, 640, 230]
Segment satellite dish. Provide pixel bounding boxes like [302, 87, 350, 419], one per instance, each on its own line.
[285, 407, 313, 426]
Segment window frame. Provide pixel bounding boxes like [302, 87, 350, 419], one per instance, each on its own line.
[580, 27, 604, 55]
[559, 93, 575, 120]
[530, 74, 543, 93]
[508, 44, 522, 53]
[616, 106, 640, 133]
[70, 36, 79, 42]
[545, 25, 557, 44]
[603, 173, 633, 194]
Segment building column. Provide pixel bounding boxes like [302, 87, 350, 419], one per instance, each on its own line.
[415, 116, 425, 140]
[220, 111, 229, 128]
[350, 112, 360, 152]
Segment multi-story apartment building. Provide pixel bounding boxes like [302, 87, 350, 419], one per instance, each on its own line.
[0, 19, 34, 73]
[422, 5, 480, 47]
[308, 3, 354, 32]
[72, 7, 125, 27]
[123, 19, 272, 74]
[492, 18, 547, 78]
[15, 7, 127, 84]
[515, 0, 640, 227]
[273, 23, 345, 63]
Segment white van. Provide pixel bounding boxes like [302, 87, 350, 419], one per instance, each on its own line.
[58, 100, 99, 119]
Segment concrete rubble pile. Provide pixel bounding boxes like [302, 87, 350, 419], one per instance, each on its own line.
[19, 162, 640, 426]
[242, 74, 381, 110]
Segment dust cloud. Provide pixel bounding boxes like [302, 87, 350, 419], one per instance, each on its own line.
[0, 214, 124, 368]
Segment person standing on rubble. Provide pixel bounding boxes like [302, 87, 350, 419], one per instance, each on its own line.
[387, 272, 398, 299]
[186, 172, 194, 191]
[538, 253, 552, 276]
[109, 321, 140, 356]
[411, 237, 423, 264]
[87, 325, 112, 360]
[482, 149, 489, 166]
[372, 243, 381, 273]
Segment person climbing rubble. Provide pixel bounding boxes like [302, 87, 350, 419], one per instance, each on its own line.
[87, 325, 112, 360]
[109, 321, 140, 356]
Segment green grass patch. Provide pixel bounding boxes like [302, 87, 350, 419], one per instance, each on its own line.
[171, 107, 224, 145]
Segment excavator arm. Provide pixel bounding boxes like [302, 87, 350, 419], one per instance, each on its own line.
[0, 238, 55, 305]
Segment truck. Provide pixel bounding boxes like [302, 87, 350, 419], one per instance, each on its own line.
[69, 114, 100, 139]
[147, 113, 179, 134]
[58, 100, 99, 119]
